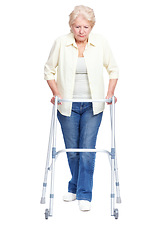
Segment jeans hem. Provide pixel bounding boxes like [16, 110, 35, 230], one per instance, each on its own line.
[76, 196, 92, 202]
[68, 190, 77, 194]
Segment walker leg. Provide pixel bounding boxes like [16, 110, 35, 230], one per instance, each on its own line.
[110, 98, 121, 201]
[111, 149, 115, 217]
[44, 154, 56, 219]
[110, 96, 119, 219]
[114, 155, 121, 203]
[40, 107, 55, 204]
[48, 155, 56, 217]
[44, 96, 58, 219]
[108, 154, 121, 204]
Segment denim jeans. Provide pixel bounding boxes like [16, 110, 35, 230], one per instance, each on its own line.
[57, 102, 103, 202]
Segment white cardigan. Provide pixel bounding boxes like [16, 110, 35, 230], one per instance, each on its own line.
[44, 32, 119, 116]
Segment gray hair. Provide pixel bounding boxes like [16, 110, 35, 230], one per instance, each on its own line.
[69, 5, 96, 28]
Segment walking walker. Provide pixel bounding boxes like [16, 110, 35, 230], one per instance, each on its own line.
[40, 96, 121, 220]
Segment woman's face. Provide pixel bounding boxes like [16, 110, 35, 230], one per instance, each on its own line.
[71, 15, 92, 43]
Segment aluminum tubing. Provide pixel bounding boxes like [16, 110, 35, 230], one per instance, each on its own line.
[58, 98, 112, 104]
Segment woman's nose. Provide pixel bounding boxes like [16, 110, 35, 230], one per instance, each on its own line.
[79, 27, 85, 34]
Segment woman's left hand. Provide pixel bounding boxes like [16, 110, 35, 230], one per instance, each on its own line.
[106, 79, 118, 104]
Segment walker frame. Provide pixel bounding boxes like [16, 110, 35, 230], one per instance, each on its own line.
[40, 96, 121, 219]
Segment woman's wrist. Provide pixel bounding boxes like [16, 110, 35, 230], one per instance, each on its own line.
[106, 91, 114, 97]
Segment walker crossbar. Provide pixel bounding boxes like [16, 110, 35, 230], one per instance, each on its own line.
[56, 148, 111, 156]
[58, 98, 112, 103]
[40, 96, 121, 220]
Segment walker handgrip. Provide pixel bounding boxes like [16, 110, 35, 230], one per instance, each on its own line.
[106, 98, 112, 103]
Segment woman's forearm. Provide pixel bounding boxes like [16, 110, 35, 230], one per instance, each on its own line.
[106, 78, 118, 103]
[107, 79, 118, 97]
[47, 80, 62, 104]
[47, 80, 60, 96]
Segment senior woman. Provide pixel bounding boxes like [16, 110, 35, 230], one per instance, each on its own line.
[44, 5, 119, 211]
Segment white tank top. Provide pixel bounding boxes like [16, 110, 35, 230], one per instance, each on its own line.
[73, 57, 91, 99]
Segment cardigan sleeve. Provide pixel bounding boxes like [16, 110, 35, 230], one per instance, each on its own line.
[103, 38, 119, 79]
[44, 38, 61, 81]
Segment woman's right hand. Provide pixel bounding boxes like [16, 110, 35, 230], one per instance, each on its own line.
[51, 95, 62, 105]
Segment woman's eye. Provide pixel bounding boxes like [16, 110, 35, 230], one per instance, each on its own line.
[75, 26, 89, 29]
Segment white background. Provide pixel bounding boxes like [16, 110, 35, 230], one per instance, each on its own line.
[0, 0, 156, 239]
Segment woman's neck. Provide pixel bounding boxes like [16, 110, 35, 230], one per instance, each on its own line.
[75, 39, 88, 46]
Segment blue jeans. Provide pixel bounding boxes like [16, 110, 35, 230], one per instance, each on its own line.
[57, 102, 103, 202]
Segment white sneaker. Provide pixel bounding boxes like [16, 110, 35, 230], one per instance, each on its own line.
[78, 200, 91, 211]
[63, 192, 76, 202]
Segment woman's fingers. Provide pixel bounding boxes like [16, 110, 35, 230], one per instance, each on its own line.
[50, 96, 62, 105]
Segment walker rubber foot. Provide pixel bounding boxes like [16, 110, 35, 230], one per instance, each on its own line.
[40, 197, 46, 204]
[116, 197, 121, 204]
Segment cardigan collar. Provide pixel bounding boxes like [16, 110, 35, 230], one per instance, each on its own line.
[66, 32, 96, 48]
